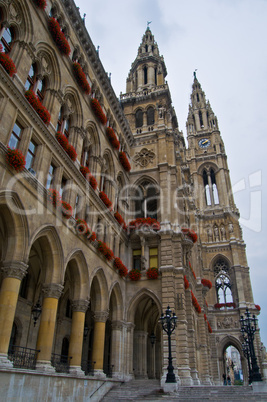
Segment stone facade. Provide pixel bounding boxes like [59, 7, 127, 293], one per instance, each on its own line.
[0, 0, 265, 398]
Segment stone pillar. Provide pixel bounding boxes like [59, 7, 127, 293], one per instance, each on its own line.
[125, 322, 135, 380]
[133, 330, 148, 378]
[111, 320, 124, 379]
[185, 289, 200, 384]
[69, 299, 89, 375]
[92, 311, 109, 377]
[0, 261, 27, 367]
[36, 283, 63, 372]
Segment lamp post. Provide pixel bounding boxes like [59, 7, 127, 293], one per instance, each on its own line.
[31, 300, 42, 327]
[240, 308, 262, 383]
[159, 306, 177, 383]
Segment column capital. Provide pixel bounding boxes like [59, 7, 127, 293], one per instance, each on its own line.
[42, 283, 63, 299]
[111, 320, 124, 331]
[125, 322, 135, 332]
[1, 261, 28, 280]
[94, 310, 109, 322]
[71, 299, 89, 313]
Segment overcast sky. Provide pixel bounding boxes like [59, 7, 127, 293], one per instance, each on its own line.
[75, 0, 267, 347]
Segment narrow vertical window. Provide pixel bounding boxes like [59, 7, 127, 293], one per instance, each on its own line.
[1, 26, 14, 53]
[211, 169, 219, 204]
[144, 66, 148, 85]
[25, 139, 37, 170]
[9, 122, 22, 149]
[46, 163, 55, 189]
[149, 247, 158, 268]
[199, 110, 203, 127]
[73, 195, 80, 218]
[133, 249, 141, 270]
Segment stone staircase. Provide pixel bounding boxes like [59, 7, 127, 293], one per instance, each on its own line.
[101, 379, 267, 401]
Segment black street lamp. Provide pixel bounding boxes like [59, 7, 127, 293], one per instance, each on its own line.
[31, 300, 42, 327]
[159, 306, 177, 383]
[240, 308, 262, 383]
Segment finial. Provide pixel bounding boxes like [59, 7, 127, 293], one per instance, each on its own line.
[83, 13, 86, 24]
[147, 21, 152, 28]
[193, 69, 198, 79]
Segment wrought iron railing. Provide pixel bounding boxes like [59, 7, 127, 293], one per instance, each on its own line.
[8, 345, 40, 370]
[81, 359, 95, 376]
[51, 353, 72, 373]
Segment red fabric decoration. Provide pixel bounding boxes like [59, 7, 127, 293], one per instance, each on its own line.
[191, 290, 201, 314]
[184, 275, 189, 290]
[201, 278, 212, 289]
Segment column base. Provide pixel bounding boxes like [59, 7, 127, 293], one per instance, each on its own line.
[36, 360, 56, 373]
[201, 375, 212, 385]
[93, 369, 106, 379]
[178, 367, 193, 386]
[191, 369, 201, 385]
[69, 366, 85, 377]
[0, 353, 13, 369]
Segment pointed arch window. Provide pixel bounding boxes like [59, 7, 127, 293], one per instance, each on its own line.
[135, 109, 143, 128]
[202, 168, 219, 206]
[57, 106, 71, 139]
[25, 63, 47, 102]
[134, 181, 159, 220]
[147, 107, 154, 126]
[1, 25, 15, 53]
[214, 258, 233, 307]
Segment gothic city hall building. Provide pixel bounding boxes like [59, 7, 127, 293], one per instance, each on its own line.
[0, 0, 266, 399]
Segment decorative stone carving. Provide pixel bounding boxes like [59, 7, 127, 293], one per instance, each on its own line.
[10, 3, 21, 23]
[111, 320, 124, 331]
[217, 316, 239, 329]
[1, 261, 28, 280]
[94, 311, 109, 322]
[71, 299, 89, 312]
[42, 283, 64, 299]
[133, 148, 156, 167]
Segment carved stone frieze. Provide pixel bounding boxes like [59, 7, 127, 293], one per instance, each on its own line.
[217, 316, 239, 329]
[133, 147, 156, 167]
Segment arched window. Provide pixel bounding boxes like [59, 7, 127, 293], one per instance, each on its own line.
[135, 109, 143, 128]
[1, 25, 15, 53]
[147, 107, 154, 126]
[202, 168, 219, 206]
[57, 106, 71, 139]
[25, 63, 47, 101]
[143, 66, 148, 85]
[214, 258, 233, 307]
[134, 181, 159, 220]
[211, 169, 219, 204]
[203, 169, 211, 206]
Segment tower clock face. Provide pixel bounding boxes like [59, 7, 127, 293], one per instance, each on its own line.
[198, 138, 211, 149]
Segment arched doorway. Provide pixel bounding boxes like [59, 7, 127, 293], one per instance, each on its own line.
[130, 293, 161, 379]
[219, 337, 248, 385]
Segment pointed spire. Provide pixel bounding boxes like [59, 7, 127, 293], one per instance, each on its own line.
[125, 27, 167, 93]
[186, 75, 218, 134]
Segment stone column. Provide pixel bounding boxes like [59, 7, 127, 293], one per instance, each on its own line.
[133, 330, 148, 378]
[92, 311, 109, 377]
[69, 299, 89, 375]
[125, 322, 135, 380]
[111, 320, 124, 379]
[0, 261, 27, 367]
[36, 283, 63, 372]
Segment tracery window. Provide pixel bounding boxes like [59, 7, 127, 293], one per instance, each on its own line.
[25, 63, 47, 101]
[214, 258, 233, 306]
[0, 25, 15, 53]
